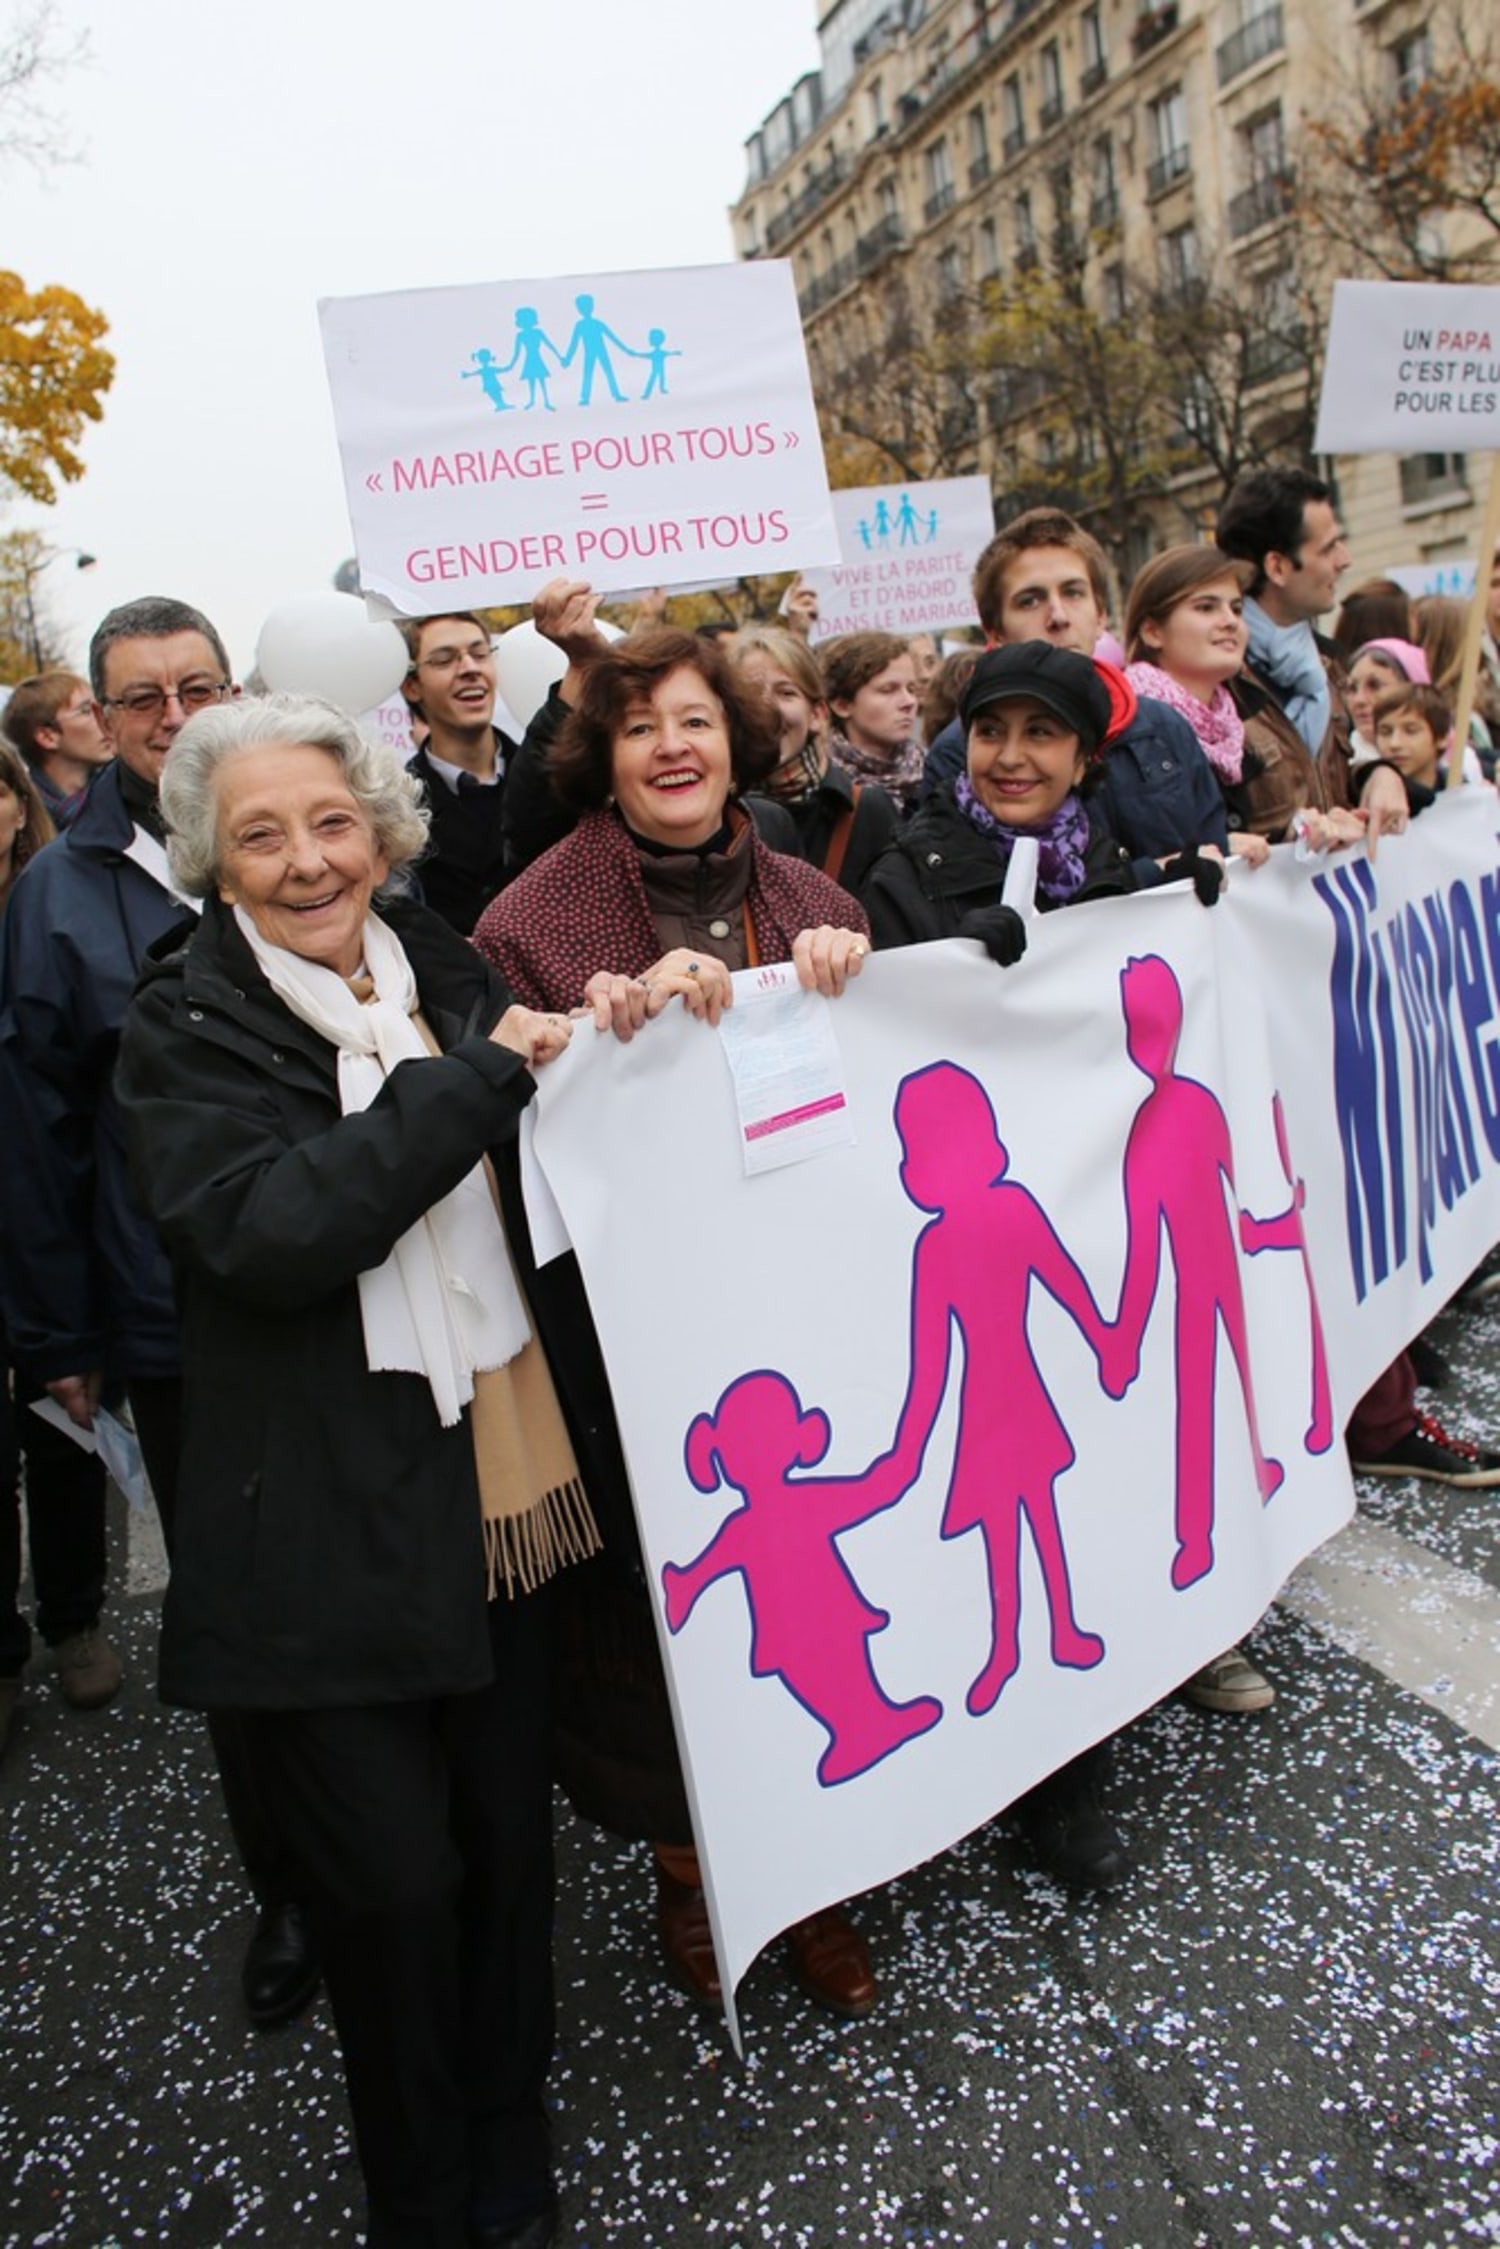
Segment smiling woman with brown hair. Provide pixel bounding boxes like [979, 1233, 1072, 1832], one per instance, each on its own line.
[474, 628, 881, 2022]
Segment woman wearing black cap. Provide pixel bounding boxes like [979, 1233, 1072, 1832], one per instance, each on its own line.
[863, 640, 1154, 956]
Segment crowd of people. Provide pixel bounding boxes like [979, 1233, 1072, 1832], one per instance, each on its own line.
[2, 463, 1498, 2248]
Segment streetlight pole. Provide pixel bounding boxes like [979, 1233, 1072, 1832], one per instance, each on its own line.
[18, 543, 97, 669]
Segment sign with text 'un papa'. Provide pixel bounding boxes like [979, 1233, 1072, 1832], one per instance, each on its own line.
[319, 262, 839, 615]
[1314, 280, 1500, 454]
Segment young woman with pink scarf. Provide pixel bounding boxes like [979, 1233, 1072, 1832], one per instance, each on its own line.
[1122, 546, 1278, 871]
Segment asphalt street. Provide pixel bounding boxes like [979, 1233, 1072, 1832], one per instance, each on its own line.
[3, 1280, 1498, 2249]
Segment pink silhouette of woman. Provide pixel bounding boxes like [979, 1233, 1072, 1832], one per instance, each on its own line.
[879, 1062, 1110, 1718]
[661, 1372, 943, 1786]
[1237, 1092, 1333, 1454]
[1108, 955, 1284, 1591]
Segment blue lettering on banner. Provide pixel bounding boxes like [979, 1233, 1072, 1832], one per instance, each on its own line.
[1317, 862, 1500, 1301]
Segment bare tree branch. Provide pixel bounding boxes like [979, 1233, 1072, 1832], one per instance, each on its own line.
[0, 1, 90, 176]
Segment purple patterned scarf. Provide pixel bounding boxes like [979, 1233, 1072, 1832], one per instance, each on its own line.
[955, 776, 1091, 903]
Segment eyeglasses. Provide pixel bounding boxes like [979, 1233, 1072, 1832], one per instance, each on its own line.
[100, 678, 231, 718]
[414, 641, 494, 674]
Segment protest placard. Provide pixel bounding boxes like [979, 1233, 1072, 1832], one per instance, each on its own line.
[319, 262, 838, 614]
[1389, 559, 1477, 601]
[1314, 280, 1500, 455]
[1315, 279, 1500, 785]
[528, 794, 1500, 2041]
[799, 475, 993, 641]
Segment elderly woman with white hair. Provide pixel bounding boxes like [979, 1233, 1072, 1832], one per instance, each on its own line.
[117, 694, 596, 2249]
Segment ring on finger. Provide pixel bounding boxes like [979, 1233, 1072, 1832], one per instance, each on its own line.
[686, 960, 701, 977]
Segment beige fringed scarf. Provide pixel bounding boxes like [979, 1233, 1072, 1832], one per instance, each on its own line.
[404, 1009, 601, 1601]
[469, 1329, 599, 1596]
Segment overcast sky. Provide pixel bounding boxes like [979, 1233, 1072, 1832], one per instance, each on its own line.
[6, 0, 821, 674]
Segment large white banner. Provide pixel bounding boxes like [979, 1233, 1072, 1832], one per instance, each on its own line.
[1315, 279, 1500, 453]
[319, 262, 837, 614]
[529, 793, 1500, 2038]
[801, 474, 994, 641]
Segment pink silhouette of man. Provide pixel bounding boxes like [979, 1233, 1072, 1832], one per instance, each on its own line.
[879, 1062, 1109, 1719]
[1108, 955, 1284, 1591]
[661, 1372, 943, 1786]
[1237, 1092, 1333, 1454]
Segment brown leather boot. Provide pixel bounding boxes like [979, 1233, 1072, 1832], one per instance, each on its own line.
[653, 1851, 722, 2008]
[784, 1905, 878, 2018]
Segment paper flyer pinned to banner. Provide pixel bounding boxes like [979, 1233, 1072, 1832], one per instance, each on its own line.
[319, 262, 839, 614]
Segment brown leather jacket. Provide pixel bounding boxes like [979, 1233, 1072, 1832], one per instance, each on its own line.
[1225, 641, 1358, 842]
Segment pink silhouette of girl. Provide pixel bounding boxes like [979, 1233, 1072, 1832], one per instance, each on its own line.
[1108, 955, 1284, 1591]
[1237, 1092, 1333, 1454]
[879, 1062, 1110, 1719]
[661, 1372, 943, 1786]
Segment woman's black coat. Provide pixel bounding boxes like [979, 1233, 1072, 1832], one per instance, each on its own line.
[116, 892, 543, 1712]
[862, 781, 1135, 950]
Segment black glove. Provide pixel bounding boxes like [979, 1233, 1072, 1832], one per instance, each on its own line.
[1159, 846, 1224, 907]
[959, 903, 1029, 967]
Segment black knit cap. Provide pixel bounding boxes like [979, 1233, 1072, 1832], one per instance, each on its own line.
[959, 640, 1112, 757]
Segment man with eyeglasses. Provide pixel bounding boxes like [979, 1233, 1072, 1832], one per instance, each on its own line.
[0, 596, 320, 2032]
[400, 609, 518, 934]
[1, 669, 114, 828]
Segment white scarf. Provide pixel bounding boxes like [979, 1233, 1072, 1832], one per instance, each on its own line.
[233, 905, 530, 1425]
[126, 825, 203, 913]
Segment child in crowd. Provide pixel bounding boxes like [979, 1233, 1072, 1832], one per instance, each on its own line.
[1371, 681, 1474, 803]
[1344, 638, 1429, 765]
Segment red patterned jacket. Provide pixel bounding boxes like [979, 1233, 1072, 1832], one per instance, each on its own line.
[471, 807, 870, 1011]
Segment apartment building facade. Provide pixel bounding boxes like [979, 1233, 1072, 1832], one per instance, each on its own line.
[732, 0, 1490, 593]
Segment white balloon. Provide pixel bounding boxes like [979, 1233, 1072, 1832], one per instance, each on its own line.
[491, 622, 565, 731]
[256, 592, 409, 714]
[492, 616, 623, 731]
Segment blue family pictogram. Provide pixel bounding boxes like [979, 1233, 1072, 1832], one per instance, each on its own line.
[855, 492, 943, 550]
[459, 294, 685, 412]
[661, 958, 1328, 1788]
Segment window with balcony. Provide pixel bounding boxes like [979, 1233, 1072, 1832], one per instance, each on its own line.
[1040, 41, 1065, 130]
[1161, 221, 1201, 298]
[938, 244, 966, 302]
[1216, 0, 1284, 88]
[1399, 453, 1470, 510]
[1002, 73, 1025, 160]
[1133, 3, 1180, 60]
[1146, 85, 1191, 196]
[1090, 135, 1119, 229]
[1393, 29, 1434, 103]
[1015, 189, 1038, 269]
[1080, 4, 1108, 96]
[1230, 105, 1292, 237]
[1245, 264, 1305, 380]
[1101, 262, 1127, 322]
[968, 105, 991, 187]
[879, 176, 900, 226]
[869, 78, 887, 137]
[924, 138, 956, 223]
[978, 215, 1001, 279]
[1051, 166, 1078, 261]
